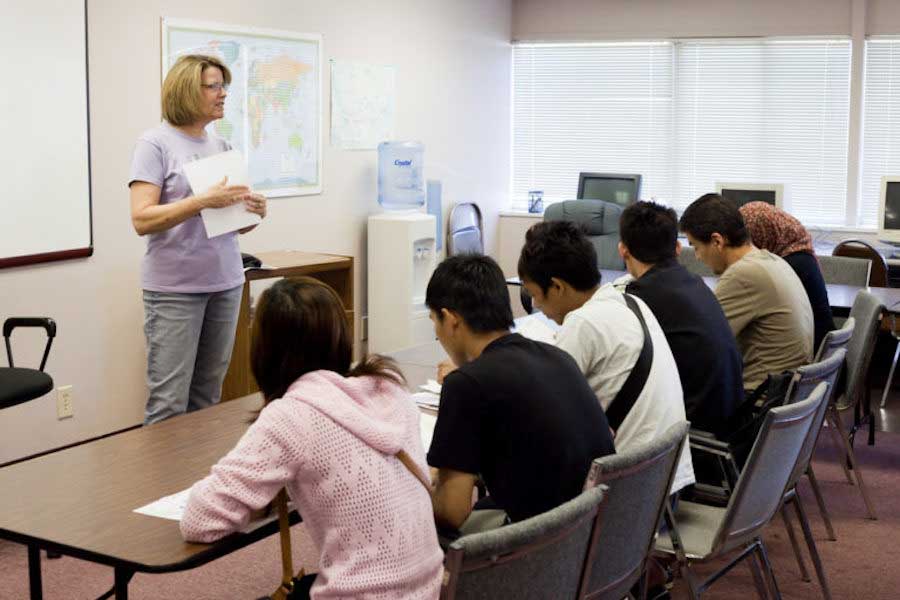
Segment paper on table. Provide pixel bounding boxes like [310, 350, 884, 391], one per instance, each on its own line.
[514, 313, 559, 344]
[135, 486, 283, 532]
[419, 379, 442, 394]
[412, 390, 440, 408]
[419, 412, 438, 450]
[134, 488, 191, 521]
[182, 150, 261, 238]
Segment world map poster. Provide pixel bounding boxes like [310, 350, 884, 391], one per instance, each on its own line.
[163, 19, 323, 197]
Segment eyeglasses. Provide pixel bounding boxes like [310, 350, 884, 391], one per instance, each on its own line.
[201, 83, 229, 92]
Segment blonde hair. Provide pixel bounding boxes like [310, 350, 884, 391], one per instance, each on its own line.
[161, 54, 231, 126]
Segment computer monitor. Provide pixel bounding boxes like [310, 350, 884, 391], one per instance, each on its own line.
[715, 182, 784, 209]
[577, 172, 642, 208]
[878, 176, 900, 243]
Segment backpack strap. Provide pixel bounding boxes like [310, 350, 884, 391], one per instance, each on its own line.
[605, 294, 654, 431]
[397, 449, 432, 492]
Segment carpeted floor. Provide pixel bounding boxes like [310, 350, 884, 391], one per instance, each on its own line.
[0, 419, 897, 599]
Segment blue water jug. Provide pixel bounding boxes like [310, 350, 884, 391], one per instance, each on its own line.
[377, 141, 425, 210]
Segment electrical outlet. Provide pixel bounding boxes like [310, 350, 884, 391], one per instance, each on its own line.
[57, 385, 74, 420]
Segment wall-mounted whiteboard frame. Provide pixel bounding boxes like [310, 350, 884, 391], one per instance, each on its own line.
[0, 0, 93, 269]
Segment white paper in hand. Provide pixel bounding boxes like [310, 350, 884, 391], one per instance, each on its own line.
[182, 150, 262, 238]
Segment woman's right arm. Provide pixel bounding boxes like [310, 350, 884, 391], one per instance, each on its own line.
[130, 177, 250, 236]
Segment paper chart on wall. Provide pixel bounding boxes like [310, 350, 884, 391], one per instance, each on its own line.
[330, 60, 396, 150]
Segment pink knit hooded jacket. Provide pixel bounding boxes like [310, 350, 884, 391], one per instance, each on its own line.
[180, 371, 443, 599]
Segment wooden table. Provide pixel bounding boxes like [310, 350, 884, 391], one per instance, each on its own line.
[0, 394, 295, 599]
[222, 251, 354, 400]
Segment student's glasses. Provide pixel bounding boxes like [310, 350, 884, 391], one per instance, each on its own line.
[201, 83, 229, 92]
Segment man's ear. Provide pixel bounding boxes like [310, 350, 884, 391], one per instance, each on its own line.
[710, 232, 726, 250]
[675, 239, 682, 256]
[440, 307, 460, 330]
[548, 277, 568, 296]
[618, 240, 629, 260]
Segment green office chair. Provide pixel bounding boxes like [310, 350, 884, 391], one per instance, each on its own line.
[0, 317, 56, 409]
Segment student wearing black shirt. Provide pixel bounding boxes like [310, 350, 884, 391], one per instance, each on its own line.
[425, 255, 614, 530]
[619, 202, 743, 437]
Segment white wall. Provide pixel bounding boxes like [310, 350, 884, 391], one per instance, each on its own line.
[0, 0, 511, 463]
[513, 0, 900, 40]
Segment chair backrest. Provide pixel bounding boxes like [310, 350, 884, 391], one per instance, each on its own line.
[818, 255, 872, 287]
[581, 422, 688, 600]
[544, 200, 625, 270]
[711, 383, 825, 555]
[814, 316, 855, 362]
[845, 291, 884, 407]
[676, 245, 715, 277]
[447, 202, 483, 256]
[783, 350, 846, 490]
[442, 485, 607, 600]
[833, 239, 888, 287]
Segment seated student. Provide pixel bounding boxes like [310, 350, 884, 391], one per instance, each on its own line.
[517, 221, 695, 494]
[680, 194, 814, 392]
[426, 255, 614, 532]
[180, 277, 443, 599]
[740, 201, 836, 352]
[618, 201, 743, 438]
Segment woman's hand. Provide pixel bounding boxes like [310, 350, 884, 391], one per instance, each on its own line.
[243, 193, 267, 219]
[200, 176, 251, 209]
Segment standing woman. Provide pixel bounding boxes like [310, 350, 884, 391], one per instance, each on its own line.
[740, 201, 835, 352]
[129, 55, 267, 424]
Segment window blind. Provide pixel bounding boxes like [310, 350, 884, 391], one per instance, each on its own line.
[511, 43, 674, 210]
[512, 40, 851, 226]
[861, 38, 900, 228]
[674, 39, 850, 224]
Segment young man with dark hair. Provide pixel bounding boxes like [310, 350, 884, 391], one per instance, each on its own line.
[517, 221, 694, 494]
[618, 201, 743, 437]
[680, 193, 814, 391]
[425, 254, 614, 532]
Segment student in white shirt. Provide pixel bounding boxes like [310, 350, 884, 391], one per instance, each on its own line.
[517, 221, 694, 493]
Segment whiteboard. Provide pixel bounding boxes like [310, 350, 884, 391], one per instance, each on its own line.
[0, 0, 92, 269]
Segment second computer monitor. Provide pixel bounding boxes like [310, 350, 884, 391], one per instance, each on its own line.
[715, 182, 784, 209]
[577, 172, 642, 208]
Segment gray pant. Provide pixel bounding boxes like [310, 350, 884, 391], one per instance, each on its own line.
[142, 286, 242, 424]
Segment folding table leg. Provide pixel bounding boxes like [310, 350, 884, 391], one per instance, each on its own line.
[114, 567, 134, 599]
[28, 544, 43, 600]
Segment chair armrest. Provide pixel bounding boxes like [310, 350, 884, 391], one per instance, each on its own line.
[3, 317, 56, 371]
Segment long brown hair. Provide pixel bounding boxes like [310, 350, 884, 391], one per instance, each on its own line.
[251, 277, 405, 403]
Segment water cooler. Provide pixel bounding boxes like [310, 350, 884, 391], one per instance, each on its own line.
[367, 212, 437, 353]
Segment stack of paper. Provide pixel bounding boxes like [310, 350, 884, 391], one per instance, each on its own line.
[182, 150, 262, 238]
[514, 313, 559, 344]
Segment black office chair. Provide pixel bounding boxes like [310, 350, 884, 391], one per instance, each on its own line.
[0, 317, 56, 409]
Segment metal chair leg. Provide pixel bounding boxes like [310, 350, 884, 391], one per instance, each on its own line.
[793, 494, 833, 600]
[746, 546, 771, 600]
[780, 502, 810, 582]
[806, 465, 837, 541]
[832, 410, 878, 520]
[756, 541, 783, 600]
[880, 338, 900, 408]
[826, 410, 855, 485]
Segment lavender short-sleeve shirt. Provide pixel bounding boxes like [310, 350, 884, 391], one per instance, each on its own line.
[129, 122, 245, 293]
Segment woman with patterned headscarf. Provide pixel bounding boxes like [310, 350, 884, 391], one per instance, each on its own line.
[740, 202, 835, 351]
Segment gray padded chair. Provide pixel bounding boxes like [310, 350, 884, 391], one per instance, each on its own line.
[817, 255, 871, 287]
[656, 384, 826, 600]
[544, 199, 625, 270]
[440, 485, 607, 600]
[779, 350, 845, 599]
[677, 245, 715, 278]
[581, 421, 688, 600]
[828, 291, 881, 520]
[446, 202, 483, 256]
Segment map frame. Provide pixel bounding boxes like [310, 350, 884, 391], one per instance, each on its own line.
[161, 18, 323, 197]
